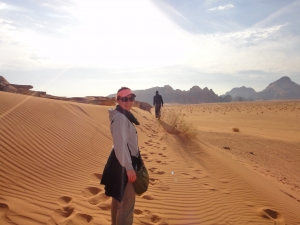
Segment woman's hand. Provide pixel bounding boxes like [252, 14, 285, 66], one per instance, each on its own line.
[127, 169, 136, 183]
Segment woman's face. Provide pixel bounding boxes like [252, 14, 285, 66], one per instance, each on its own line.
[117, 94, 135, 111]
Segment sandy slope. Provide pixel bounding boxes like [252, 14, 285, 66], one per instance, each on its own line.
[1, 91, 300, 225]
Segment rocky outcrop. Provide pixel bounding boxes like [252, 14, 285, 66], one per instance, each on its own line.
[249, 76, 300, 100]
[10, 84, 33, 90]
[83, 96, 116, 105]
[40, 95, 116, 106]
[0, 76, 9, 87]
[0, 76, 152, 110]
[223, 86, 256, 99]
[2, 85, 18, 93]
[0, 76, 17, 93]
[1, 76, 35, 95]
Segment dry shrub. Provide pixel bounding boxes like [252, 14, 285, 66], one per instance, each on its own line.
[232, 127, 240, 132]
[160, 111, 198, 138]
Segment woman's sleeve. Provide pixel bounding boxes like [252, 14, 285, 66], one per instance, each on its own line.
[111, 114, 133, 171]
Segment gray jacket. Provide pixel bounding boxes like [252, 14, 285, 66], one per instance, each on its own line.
[109, 108, 139, 171]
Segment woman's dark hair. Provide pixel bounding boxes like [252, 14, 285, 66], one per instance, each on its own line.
[117, 87, 129, 93]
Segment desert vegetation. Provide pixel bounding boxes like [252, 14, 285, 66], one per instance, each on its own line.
[232, 127, 240, 132]
[159, 110, 198, 138]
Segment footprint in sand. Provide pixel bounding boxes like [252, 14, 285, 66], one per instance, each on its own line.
[203, 183, 217, 191]
[193, 169, 202, 173]
[144, 142, 153, 146]
[0, 202, 13, 224]
[150, 178, 160, 185]
[81, 187, 102, 198]
[62, 213, 94, 225]
[135, 209, 168, 225]
[81, 186, 110, 206]
[73, 213, 93, 223]
[54, 196, 96, 224]
[257, 208, 285, 225]
[90, 173, 102, 182]
[141, 193, 155, 200]
[98, 199, 112, 210]
[141, 153, 154, 162]
[191, 169, 209, 178]
[155, 160, 168, 165]
[181, 172, 199, 179]
[88, 192, 110, 205]
[134, 208, 143, 215]
[158, 153, 167, 158]
[149, 167, 165, 175]
[54, 206, 75, 219]
[145, 158, 154, 162]
[141, 153, 150, 159]
[0, 202, 9, 214]
[149, 177, 169, 191]
[58, 196, 72, 206]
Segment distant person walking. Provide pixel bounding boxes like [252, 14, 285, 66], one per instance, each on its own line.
[153, 91, 163, 119]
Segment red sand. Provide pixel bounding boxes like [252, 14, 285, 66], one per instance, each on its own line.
[1, 91, 299, 225]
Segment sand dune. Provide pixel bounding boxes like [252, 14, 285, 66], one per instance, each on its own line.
[1, 91, 300, 225]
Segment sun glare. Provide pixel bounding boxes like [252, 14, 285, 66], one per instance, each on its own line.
[15, 0, 189, 69]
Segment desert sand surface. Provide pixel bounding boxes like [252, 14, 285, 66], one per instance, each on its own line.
[1, 91, 300, 225]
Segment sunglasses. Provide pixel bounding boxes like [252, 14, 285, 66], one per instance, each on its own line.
[117, 96, 135, 102]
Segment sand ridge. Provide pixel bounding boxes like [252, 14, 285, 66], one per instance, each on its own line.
[1, 91, 300, 225]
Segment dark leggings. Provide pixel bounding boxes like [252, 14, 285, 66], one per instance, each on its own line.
[155, 104, 162, 118]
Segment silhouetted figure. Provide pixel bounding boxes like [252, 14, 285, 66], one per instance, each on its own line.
[153, 91, 163, 119]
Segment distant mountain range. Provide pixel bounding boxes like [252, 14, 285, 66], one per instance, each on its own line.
[223, 76, 300, 101]
[109, 85, 220, 104]
[108, 76, 300, 104]
[223, 86, 256, 99]
[2, 75, 300, 105]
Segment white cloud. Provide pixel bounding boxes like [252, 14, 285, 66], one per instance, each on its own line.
[1, 0, 300, 92]
[181, 23, 300, 74]
[209, 4, 234, 11]
[0, 2, 6, 10]
[226, 24, 288, 44]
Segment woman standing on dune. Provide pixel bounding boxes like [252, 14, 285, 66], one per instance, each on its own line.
[101, 87, 140, 225]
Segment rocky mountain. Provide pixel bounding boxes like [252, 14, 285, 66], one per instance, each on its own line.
[249, 76, 300, 100]
[109, 85, 220, 104]
[219, 95, 232, 102]
[0, 76, 41, 95]
[223, 86, 256, 99]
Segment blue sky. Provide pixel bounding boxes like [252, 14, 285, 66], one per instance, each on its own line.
[1, 0, 300, 97]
